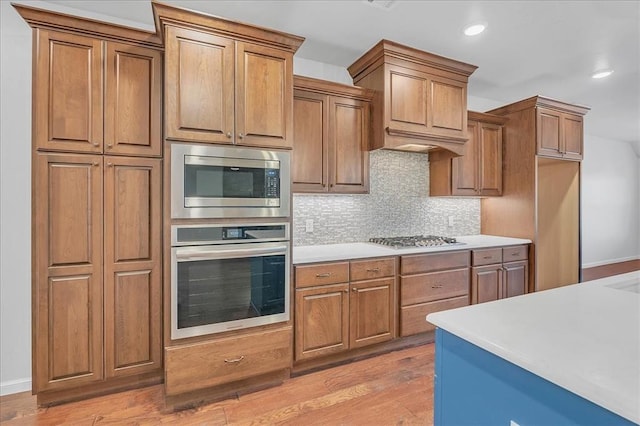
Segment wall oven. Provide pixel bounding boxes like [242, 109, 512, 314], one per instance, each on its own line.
[171, 223, 290, 340]
[171, 144, 290, 219]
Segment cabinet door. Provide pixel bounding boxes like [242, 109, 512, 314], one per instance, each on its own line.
[34, 153, 103, 392]
[104, 157, 162, 378]
[292, 90, 328, 192]
[349, 278, 395, 349]
[562, 114, 583, 160]
[295, 284, 349, 361]
[536, 108, 562, 158]
[386, 65, 429, 134]
[105, 43, 162, 157]
[34, 30, 103, 153]
[471, 264, 502, 304]
[236, 42, 293, 149]
[329, 96, 370, 193]
[165, 26, 234, 144]
[503, 261, 528, 298]
[478, 121, 503, 196]
[452, 120, 479, 195]
[428, 76, 467, 138]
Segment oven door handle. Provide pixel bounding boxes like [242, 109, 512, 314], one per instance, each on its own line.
[175, 245, 287, 261]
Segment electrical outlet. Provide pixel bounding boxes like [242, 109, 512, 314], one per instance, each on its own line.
[305, 219, 314, 233]
[448, 216, 455, 227]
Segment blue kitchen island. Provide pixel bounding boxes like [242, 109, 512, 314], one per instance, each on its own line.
[427, 271, 640, 426]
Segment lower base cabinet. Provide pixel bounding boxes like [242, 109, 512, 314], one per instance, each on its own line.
[165, 327, 292, 396]
[471, 246, 528, 304]
[294, 258, 396, 361]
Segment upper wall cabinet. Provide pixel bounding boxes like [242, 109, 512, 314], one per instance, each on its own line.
[31, 29, 162, 157]
[155, 2, 304, 149]
[430, 111, 507, 197]
[347, 40, 477, 156]
[488, 96, 589, 162]
[293, 76, 373, 194]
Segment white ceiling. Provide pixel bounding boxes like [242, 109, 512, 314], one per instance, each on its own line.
[22, 0, 640, 151]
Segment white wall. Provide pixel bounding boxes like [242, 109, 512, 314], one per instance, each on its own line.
[581, 134, 640, 267]
[1, 1, 33, 395]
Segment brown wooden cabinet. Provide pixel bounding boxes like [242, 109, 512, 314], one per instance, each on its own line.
[537, 107, 584, 160]
[294, 258, 396, 361]
[292, 76, 372, 193]
[33, 29, 162, 157]
[482, 96, 588, 292]
[34, 153, 163, 394]
[471, 246, 528, 304]
[158, 3, 304, 149]
[430, 111, 506, 197]
[348, 40, 477, 155]
[399, 251, 470, 336]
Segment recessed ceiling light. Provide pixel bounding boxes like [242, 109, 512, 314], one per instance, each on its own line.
[464, 23, 486, 36]
[592, 69, 614, 79]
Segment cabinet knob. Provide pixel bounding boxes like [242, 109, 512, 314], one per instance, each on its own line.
[107, 162, 113, 167]
[352, 287, 357, 291]
[224, 356, 244, 364]
[106, 144, 113, 149]
[238, 133, 244, 139]
[92, 162, 99, 167]
[92, 142, 99, 147]
[344, 289, 349, 293]
[226, 132, 232, 138]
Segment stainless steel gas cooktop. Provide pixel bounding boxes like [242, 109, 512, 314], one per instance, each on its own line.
[368, 235, 462, 248]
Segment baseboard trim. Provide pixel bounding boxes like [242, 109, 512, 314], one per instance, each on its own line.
[582, 255, 640, 269]
[582, 259, 640, 282]
[1, 378, 32, 396]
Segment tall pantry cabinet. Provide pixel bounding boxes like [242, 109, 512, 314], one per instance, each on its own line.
[481, 96, 589, 292]
[16, 5, 164, 405]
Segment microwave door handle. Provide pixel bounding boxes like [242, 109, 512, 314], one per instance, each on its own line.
[176, 245, 287, 261]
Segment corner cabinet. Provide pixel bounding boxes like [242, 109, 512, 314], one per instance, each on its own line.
[292, 76, 373, 193]
[430, 111, 506, 196]
[158, 3, 304, 149]
[347, 40, 477, 155]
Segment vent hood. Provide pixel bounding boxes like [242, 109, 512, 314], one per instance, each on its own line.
[348, 40, 477, 156]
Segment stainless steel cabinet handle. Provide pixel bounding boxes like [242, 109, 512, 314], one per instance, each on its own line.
[366, 268, 380, 273]
[315, 273, 331, 278]
[432, 284, 443, 289]
[224, 356, 244, 364]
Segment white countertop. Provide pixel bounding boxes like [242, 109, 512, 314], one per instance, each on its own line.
[427, 271, 640, 424]
[293, 235, 531, 264]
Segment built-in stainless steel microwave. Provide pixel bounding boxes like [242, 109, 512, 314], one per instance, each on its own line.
[171, 144, 290, 219]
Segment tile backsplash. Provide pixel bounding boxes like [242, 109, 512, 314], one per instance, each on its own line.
[293, 150, 480, 246]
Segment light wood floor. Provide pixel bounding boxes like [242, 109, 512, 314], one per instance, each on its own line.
[0, 344, 435, 425]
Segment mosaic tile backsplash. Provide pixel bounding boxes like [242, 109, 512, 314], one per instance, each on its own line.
[292, 150, 481, 246]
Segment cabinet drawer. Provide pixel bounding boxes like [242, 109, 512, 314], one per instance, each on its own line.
[165, 327, 291, 396]
[295, 262, 349, 288]
[400, 250, 470, 275]
[400, 268, 469, 306]
[350, 257, 396, 281]
[472, 248, 503, 266]
[503, 245, 528, 262]
[400, 296, 469, 336]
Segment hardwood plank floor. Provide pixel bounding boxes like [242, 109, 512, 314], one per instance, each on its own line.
[0, 344, 435, 425]
[581, 259, 640, 282]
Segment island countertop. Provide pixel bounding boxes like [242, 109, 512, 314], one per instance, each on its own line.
[427, 271, 640, 424]
[293, 234, 531, 264]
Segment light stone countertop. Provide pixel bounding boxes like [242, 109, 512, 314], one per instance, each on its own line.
[292, 234, 531, 264]
[427, 271, 640, 424]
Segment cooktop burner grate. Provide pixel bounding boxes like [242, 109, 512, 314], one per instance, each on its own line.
[369, 235, 460, 248]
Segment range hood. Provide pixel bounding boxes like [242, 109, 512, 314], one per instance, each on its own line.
[348, 40, 477, 156]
